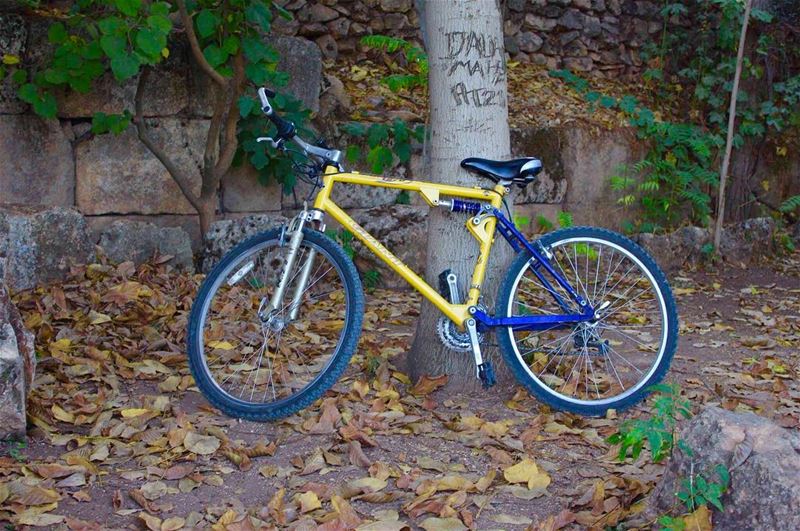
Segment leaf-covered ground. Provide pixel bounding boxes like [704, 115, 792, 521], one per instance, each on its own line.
[1, 251, 799, 530]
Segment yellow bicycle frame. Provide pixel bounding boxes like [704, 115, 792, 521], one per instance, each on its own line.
[313, 166, 508, 327]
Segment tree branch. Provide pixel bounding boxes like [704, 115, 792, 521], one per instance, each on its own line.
[176, 0, 226, 87]
[215, 52, 246, 177]
[134, 68, 201, 212]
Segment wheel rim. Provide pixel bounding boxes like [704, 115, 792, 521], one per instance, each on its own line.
[505, 237, 669, 406]
[196, 236, 351, 408]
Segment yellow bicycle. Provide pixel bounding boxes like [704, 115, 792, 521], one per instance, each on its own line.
[187, 88, 678, 420]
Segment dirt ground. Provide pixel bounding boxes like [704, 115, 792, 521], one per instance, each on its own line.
[1, 250, 799, 530]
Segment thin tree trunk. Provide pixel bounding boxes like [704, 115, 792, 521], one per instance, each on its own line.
[714, 0, 753, 252]
[408, 0, 513, 388]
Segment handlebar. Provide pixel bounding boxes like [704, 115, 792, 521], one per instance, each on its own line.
[256, 87, 343, 167]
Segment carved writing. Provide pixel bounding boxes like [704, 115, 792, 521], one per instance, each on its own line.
[442, 29, 507, 109]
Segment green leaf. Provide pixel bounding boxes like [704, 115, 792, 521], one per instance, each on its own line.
[238, 95, 256, 117]
[196, 9, 219, 39]
[222, 36, 240, 55]
[203, 44, 227, 68]
[98, 16, 124, 35]
[33, 91, 57, 118]
[47, 23, 68, 44]
[43, 68, 68, 85]
[110, 53, 140, 81]
[147, 14, 172, 34]
[149, 1, 170, 16]
[115, 0, 141, 17]
[366, 123, 389, 148]
[345, 144, 360, 163]
[100, 35, 127, 59]
[136, 27, 165, 57]
[394, 141, 411, 163]
[341, 122, 366, 137]
[366, 145, 393, 173]
[245, 2, 272, 32]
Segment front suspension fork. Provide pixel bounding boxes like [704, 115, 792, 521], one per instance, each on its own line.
[266, 209, 324, 320]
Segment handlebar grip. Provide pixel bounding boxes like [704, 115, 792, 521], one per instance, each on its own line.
[257, 87, 272, 113]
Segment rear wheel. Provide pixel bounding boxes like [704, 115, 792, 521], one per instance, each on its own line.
[496, 227, 678, 416]
[187, 228, 364, 421]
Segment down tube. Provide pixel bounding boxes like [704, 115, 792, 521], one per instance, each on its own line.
[321, 201, 471, 326]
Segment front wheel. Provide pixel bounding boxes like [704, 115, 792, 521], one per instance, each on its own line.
[187, 228, 364, 421]
[496, 226, 678, 416]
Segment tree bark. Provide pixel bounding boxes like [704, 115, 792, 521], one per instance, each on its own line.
[714, 0, 754, 252]
[408, 0, 513, 388]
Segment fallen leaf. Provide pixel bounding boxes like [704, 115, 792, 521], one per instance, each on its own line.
[503, 458, 551, 490]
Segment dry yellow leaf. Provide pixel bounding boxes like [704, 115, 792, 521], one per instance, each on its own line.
[121, 408, 150, 418]
[51, 405, 75, 423]
[183, 431, 221, 455]
[160, 517, 185, 531]
[419, 517, 467, 531]
[297, 491, 322, 513]
[683, 505, 712, 531]
[503, 458, 551, 490]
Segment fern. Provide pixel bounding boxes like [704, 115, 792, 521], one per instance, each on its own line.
[557, 211, 574, 228]
[360, 35, 428, 92]
[780, 195, 800, 213]
[360, 35, 410, 54]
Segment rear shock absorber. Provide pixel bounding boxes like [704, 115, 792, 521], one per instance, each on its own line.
[445, 199, 482, 215]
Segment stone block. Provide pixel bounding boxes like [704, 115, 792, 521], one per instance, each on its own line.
[222, 163, 283, 213]
[0, 282, 35, 439]
[351, 205, 427, 288]
[201, 213, 289, 272]
[76, 118, 208, 215]
[0, 14, 27, 113]
[0, 114, 74, 207]
[192, 36, 322, 116]
[98, 219, 194, 271]
[0, 206, 95, 291]
[85, 214, 202, 251]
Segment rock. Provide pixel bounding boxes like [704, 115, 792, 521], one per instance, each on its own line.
[222, 163, 283, 213]
[0, 282, 35, 438]
[573, 0, 592, 9]
[316, 34, 339, 59]
[0, 206, 95, 292]
[0, 114, 75, 207]
[0, 14, 27, 113]
[718, 217, 775, 263]
[636, 226, 709, 272]
[75, 119, 208, 215]
[317, 74, 353, 120]
[85, 214, 203, 252]
[517, 32, 544, 53]
[524, 14, 557, 31]
[504, 35, 520, 55]
[384, 13, 409, 30]
[380, 0, 411, 12]
[563, 56, 594, 71]
[308, 3, 339, 22]
[559, 9, 585, 29]
[272, 36, 323, 112]
[650, 406, 800, 530]
[508, 0, 526, 11]
[98, 220, 194, 271]
[201, 213, 289, 272]
[511, 127, 568, 204]
[792, 222, 800, 245]
[351, 205, 427, 288]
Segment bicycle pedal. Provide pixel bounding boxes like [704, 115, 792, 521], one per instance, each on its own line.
[478, 361, 496, 388]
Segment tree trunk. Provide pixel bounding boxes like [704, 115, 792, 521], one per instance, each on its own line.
[197, 196, 217, 237]
[408, 0, 513, 388]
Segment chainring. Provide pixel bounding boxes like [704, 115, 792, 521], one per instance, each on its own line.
[436, 315, 485, 352]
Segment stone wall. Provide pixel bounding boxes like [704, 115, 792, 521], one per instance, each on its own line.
[271, 0, 662, 76]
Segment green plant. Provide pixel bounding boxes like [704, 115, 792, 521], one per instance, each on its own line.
[360, 35, 428, 92]
[395, 190, 411, 205]
[1, 437, 27, 462]
[0, 0, 303, 233]
[676, 463, 730, 512]
[342, 120, 425, 174]
[779, 194, 800, 214]
[325, 228, 356, 259]
[606, 383, 691, 462]
[535, 214, 554, 233]
[552, 70, 719, 233]
[362, 269, 382, 292]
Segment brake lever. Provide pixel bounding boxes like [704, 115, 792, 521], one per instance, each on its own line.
[256, 136, 282, 149]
